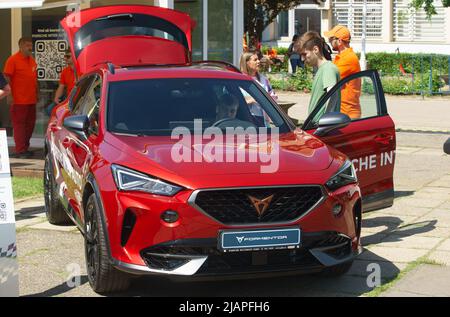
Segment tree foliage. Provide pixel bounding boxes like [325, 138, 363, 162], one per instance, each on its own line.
[244, 0, 306, 47]
[410, 0, 450, 18]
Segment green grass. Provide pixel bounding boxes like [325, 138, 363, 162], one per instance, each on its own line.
[365, 256, 444, 297]
[12, 176, 44, 200]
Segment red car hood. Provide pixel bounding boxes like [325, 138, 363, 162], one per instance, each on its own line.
[105, 130, 333, 177]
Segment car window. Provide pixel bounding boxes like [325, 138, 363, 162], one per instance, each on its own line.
[72, 75, 102, 135]
[70, 76, 95, 112]
[107, 78, 290, 136]
[308, 74, 380, 127]
[74, 14, 188, 57]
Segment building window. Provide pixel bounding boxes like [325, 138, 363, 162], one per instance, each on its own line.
[332, 0, 383, 40]
[207, 0, 233, 62]
[278, 10, 289, 38]
[175, 0, 203, 61]
[393, 0, 445, 42]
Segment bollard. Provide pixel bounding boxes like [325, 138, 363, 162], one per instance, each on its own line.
[429, 55, 433, 95]
[411, 56, 415, 94]
[420, 57, 424, 98]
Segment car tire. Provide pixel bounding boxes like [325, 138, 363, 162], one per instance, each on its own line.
[321, 260, 353, 277]
[84, 193, 131, 294]
[44, 154, 71, 225]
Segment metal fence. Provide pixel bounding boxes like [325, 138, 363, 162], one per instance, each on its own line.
[268, 54, 450, 96]
[377, 54, 450, 96]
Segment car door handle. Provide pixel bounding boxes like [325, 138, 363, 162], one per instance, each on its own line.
[62, 138, 73, 149]
[374, 134, 394, 145]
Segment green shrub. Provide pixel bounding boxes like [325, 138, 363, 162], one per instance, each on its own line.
[268, 68, 313, 91]
[364, 53, 449, 76]
[380, 72, 445, 95]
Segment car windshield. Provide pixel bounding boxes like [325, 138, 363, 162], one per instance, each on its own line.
[107, 78, 290, 136]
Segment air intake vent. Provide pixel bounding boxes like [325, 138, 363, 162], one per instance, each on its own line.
[121, 209, 136, 246]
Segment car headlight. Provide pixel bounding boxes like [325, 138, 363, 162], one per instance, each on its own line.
[325, 160, 357, 191]
[111, 165, 183, 196]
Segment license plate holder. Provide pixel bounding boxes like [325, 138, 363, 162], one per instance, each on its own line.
[218, 227, 301, 252]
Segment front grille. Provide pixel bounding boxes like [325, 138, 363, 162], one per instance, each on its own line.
[192, 186, 323, 225]
[140, 232, 351, 274]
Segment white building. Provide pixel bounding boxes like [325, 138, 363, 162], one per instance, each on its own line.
[262, 0, 450, 54]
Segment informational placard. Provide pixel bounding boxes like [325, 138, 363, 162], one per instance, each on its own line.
[0, 129, 19, 297]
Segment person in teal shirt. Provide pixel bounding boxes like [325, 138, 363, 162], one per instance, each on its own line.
[299, 32, 340, 119]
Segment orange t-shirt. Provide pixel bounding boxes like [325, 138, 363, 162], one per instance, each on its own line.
[333, 48, 361, 119]
[3, 52, 38, 105]
[59, 66, 76, 96]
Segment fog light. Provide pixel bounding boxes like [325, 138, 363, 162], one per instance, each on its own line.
[161, 210, 179, 223]
[332, 204, 343, 216]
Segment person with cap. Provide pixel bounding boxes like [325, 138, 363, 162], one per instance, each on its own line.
[298, 31, 340, 117]
[324, 25, 361, 119]
[0, 73, 11, 100]
[47, 49, 76, 116]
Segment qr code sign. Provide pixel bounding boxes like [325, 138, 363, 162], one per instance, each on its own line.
[35, 40, 68, 81]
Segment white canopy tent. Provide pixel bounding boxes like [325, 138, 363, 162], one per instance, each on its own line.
[0, 0, 44, 8]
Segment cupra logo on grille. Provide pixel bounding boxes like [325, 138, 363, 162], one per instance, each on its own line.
[248, 194, 274, 217]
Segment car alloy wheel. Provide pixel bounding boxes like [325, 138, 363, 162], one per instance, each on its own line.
[85, 197, 100, 285]
[44, 154, 70, 224]
[83, 193, 131, 293]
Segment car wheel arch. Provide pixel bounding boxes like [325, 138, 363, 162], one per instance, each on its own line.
[83, 174, 114, 261]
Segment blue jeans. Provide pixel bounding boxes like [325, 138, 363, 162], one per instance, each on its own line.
[290, 58, 304, 73]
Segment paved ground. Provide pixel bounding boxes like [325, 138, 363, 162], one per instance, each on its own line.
[12, 129, 450, 297]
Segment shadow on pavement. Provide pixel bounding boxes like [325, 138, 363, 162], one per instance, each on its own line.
[15, 207, 45, 221]
[394, 191, 415, 199]
[362, 215, 437, 246]
[25, 276, 89, 297]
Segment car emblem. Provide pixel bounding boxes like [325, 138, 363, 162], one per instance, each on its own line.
[248, 194, 274, 218]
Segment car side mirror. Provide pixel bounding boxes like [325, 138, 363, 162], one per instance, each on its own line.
[63, 115, 89, 138]
[313, 112, 351, 137]
[444, 137, 450, 155]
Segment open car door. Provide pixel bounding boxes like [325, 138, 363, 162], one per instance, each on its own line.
[61, 5, 194, 75]
[303, 70, 396, 212]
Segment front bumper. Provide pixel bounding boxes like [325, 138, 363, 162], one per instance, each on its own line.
[112, 231, 362, 277]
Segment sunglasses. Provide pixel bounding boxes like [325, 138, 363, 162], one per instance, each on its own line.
[329, 37, 338, 44]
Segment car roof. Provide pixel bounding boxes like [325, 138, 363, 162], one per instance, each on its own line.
[96, 63, 252, 82]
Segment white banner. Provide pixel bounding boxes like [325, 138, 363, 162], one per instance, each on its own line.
[0, 129, 19, 297]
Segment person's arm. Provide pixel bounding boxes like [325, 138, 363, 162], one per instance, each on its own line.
[0, 84, 11, 100]
[54, 84, 65, 103]
[0, 73, 10, 100]
[2, 74, 13, 104]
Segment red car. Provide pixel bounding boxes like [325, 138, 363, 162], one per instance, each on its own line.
[44, 5, 396, 293]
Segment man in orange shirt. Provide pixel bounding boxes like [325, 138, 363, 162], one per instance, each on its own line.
[47, 50, 76, 115]
[324, 25, 361, 119]
[3, 37, 38, 158]
[54, 50, 76, 103]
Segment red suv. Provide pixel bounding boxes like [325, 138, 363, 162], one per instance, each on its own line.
[45, 5, 396, 293]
